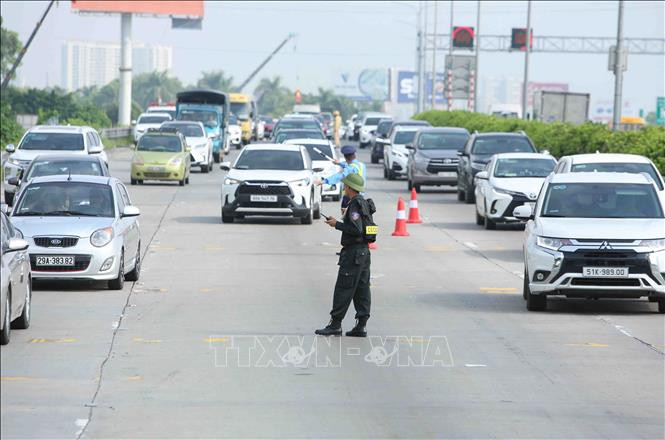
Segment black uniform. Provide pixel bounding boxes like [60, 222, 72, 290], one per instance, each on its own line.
[329, 195, 371, 322]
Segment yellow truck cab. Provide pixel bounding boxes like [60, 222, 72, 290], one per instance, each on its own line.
[229, 93, 257, 144]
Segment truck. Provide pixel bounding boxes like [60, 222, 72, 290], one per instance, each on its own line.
[533, 91, 590, 125]
[176, 90, 230, 163]
[229, 93, 257, 144]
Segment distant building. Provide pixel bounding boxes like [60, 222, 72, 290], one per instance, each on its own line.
[61, 40, 172, 91]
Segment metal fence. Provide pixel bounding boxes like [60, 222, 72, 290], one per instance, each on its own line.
[100, 127, 131, 139]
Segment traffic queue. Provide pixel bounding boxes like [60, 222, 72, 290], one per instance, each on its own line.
[2, 91, 665, 345]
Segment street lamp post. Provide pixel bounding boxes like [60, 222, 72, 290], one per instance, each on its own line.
[612, 0, 625, 131]
[521, 0, 532, 120]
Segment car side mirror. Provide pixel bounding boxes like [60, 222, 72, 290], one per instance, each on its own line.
[185, 146, 191, 152]
[475, 171, 489, 180]
[6, 238, 29, 253]
[313, 167, 324, 173]
[456, 151, 465, 156]
[513, 204, 534, 221]
[88, 144, 103, 154]
[122, 206, 140, 217]
[405, 144, 415, 150]
[220, 162, 231, 171]
[7, 176, 20, 186]
[6, 144, 15, 152]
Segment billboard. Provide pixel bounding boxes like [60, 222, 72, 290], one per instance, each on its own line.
[396, 71, 446, 104]
[332, 69, 390, 102]
[71, 1, 204, 17]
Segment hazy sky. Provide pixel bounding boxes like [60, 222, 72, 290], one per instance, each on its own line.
[2, 1, 664, 113]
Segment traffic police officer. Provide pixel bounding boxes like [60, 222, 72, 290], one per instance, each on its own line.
[316, 173, 371, 337]
[318, 145, 366, 213]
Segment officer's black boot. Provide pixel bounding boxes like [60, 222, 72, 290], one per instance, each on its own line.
[315, 319, 342, 336]
[345, 317, 368, 337]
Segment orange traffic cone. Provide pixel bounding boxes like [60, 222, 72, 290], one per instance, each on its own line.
[407, 188, 423, 224]
[391, 197, 410, 236]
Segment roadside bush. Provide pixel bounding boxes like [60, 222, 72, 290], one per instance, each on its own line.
[414, 110, 665, 173]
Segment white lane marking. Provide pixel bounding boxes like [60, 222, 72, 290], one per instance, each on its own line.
[465, 364, 487, 367]
[75, 419, 89, 437]
[112, 321, 119, 329]
[464, 241, 478, 249]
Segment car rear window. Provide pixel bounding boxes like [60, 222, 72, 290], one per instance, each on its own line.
[364, 118, 382, 125]
[235, 150, 304, 170]
[14, 182, 115, 218]
[27, 160, 104, 180]
[138, 115, 171, 124]
[19, 133, 85, 151]
[472, 136, 535, 154]
[494, 158, 555, 178]
[137, 135, 182, 152]
[418, 132, 469, 150]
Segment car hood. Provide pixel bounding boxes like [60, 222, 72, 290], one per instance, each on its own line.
[537, 218, 665, 240]
[11, 149, 86, 161]
[10, 216, 115, 239]
[185, 137, 208, 147]
[227, 169, 311, 182]
[492, 177, 546, 198]
[134, 151, 181, 164]
[416, 149, 459, 159]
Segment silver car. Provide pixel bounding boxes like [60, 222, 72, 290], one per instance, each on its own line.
[1, 210, 32, 345]
[9, 175, 141, 290]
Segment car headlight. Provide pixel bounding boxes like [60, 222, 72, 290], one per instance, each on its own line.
[536, 236, 572, 252]
[471, 162, 486, 170]
[289, 177, 311, 187]
[494, 187, 525, 197]
[224, 177, 243, 185]
[169, 157, 183, 166]
[91, 227, 114, 247]
[392, 150, 406, 158]
[638, 238, 665, 252]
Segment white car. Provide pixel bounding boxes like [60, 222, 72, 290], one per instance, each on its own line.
[515, 172, 665, 312]
[474, 153, 557, 229]
[285, 138, 343, 201]
[359, 112, 392, 148]
[220, 144, 323, 224]
[160, 121, 214, 173]
[10, 175, 141, 290]
[133, 112, 172, 142]
[383, 126, 419, 180]
[346, 114, 357, 140]
[146, 105, 176, 120]
[1, 210, 31, 345]
[228, 115, 243, 149]
[3, 125, 108, 206]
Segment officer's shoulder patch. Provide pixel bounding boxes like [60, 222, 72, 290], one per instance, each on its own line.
[351, 211, 361, 221]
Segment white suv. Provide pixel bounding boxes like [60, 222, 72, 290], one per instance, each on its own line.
[220, 144, 323, 224]
[516, 172, 665, 312]
[3, 125, 108, 206]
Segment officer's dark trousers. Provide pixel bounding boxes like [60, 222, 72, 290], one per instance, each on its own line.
[330, 244, 371, 322]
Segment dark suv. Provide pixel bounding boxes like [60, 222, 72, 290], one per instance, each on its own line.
[370, 118, 394, 164]
[457, 132, 537, 203]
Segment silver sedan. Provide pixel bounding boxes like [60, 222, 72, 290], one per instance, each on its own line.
[1, 210, 31, 345]
[9, 175, 141, 290]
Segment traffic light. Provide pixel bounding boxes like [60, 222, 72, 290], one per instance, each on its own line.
[511, 28, 533, 50]
[452, 26, 475, 49]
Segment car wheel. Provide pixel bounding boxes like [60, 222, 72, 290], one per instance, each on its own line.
[475, 209, 484, 226]
[414, 184, 421, 193]
[186, 175, 190, 184]
[658, 300, 665, 314]
[388, 169, 396, 181]
[213, 152, 221, 163]
[457, 189, 465, 201]
[407, 179, 413, 191]
[1, 294, 11, 345]
[464, 184, 475, 204]
[332, 194, 341, 202]
[313, 202, 321, 220]
[12, 281, 31, 330]
[130, 178, 137, 185]
[301, 195, 314, 225]
[371, 155, 378, 164]
[108, 251, 125, 290]
[179, 178, 185, 186]
[201, 164, 209, 173]
[125, 243, 141, 282]
[222, 214, 234, 223]
[138, 180, 144, 185]
[526, 273, 546, 312]
[484, 213, 496, 230]
[523, 268, 529, 300]
[383, 166, 388, 178]
[4, 191, 14, 206]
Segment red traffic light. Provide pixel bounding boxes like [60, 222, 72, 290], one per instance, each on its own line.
[452, 26, 475, 49]
[511, 28, 533, 51]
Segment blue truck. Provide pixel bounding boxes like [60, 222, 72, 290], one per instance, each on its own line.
[176, 90, 230, 163]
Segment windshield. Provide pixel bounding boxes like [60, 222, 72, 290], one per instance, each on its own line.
[26, 160, 104, 180]
[235, 150, 304, 170]
[571, 162, 663, 190]
[276, 120, 320, 130]
[138, 115, 170, 124]
[377, 121, 393, 136]
[364, 117, 382, 126]
[162, 123, 204, 137]
[494, 158, 555, 178]
[418, 132, 469, 150]
[229, 115, 239, 125]
[178, 109, 219, 127]
[276, 131, 325, 143]
[19, 133, 84, 151]
[321, 114, 333, 124]
[472, 136, 535, 155]
[14, 182, 115, 217]
[137, 135, 183, 153]
[230, 102, 251, 119]
[541, 183, 663, 218]
[393, 131, 417, 145]
[300, 144, 333, 161]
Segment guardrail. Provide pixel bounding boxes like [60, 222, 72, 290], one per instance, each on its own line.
[100, 127, 131, 139]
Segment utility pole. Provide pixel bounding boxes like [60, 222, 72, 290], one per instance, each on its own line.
[416, 1, 424, 113]
[521, 0, 532, 120]
[421, 1, 428, 111]
[431, 1, 438, 109]
[1, 0, 55, 91]
[612, 0, 625, 131]
[473, 0, 481, 113]
[118, 13, 133, 127]
[447, 0, 454, 110]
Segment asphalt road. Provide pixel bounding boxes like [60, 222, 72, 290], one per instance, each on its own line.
[1, 145, 664, 439]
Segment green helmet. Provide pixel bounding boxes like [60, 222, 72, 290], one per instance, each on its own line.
[342, 173, 365, 192]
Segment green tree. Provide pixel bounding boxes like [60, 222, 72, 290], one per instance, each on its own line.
[196, 70, 235, 92]
[254, 76, 292, 117]
[132, 71, 184, 109]
[1, 16, 22, 80]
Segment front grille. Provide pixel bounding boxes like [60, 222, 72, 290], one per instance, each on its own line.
[426, 158, 458, 173]
[554, 250, 659, 285]
[30, 255, 91, 272]
[237, 184, 291, 196]
[571, 278, 640, 287]
[143, 172, 172, 178]
[34, 237, 79, 248]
